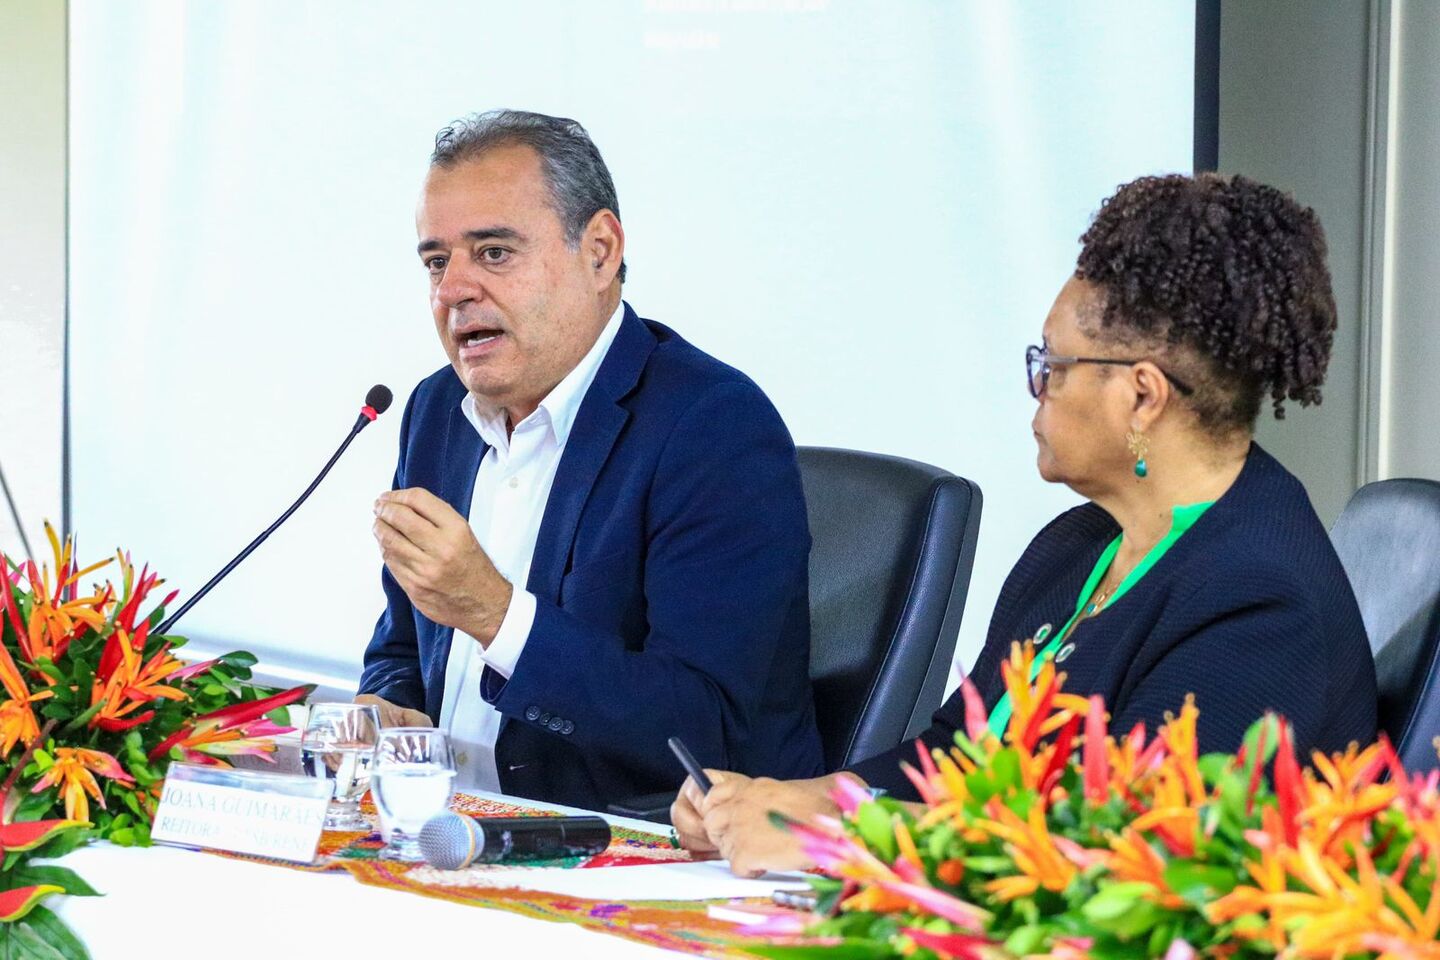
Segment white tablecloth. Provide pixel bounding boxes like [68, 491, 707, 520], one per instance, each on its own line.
[45, 791, 806, 960]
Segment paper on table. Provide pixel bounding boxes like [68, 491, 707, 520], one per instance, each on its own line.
[401, 858, 814, 902]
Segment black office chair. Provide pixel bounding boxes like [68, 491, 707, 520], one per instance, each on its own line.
[799, 446, 982, 771]
[608, 447, 983, 821]
[1330, 478, 1440, 772]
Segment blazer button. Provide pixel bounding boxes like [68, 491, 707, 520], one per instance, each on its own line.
[539, 712, 552, 725]
[548, 717, 564, 732]
[561, 720, 575, 735]
[525, 706, 540, 722]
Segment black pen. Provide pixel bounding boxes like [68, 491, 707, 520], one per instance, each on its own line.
[668, 736, 714, 793]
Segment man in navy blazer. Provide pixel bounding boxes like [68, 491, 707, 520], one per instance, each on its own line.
[357, 110, 824, 810]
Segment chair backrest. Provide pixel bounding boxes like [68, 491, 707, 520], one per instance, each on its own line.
[1330, 478, 1440, 772]
[798, 446, 982, 771]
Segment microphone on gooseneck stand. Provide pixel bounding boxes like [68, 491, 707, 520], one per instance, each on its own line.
[0, 456, 35, 563]
[418, 812, 612, 869]
[153, 385, 394, 637]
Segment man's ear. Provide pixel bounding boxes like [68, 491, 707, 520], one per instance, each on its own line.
[585, 209, 624, 288]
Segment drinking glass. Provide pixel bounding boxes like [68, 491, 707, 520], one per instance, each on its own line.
[300, 703, 381, 830]
[371, 727, 456, 861]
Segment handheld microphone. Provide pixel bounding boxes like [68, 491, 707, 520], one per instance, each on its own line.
[154, 385, 394, 636]
[417, 812, 611, 869]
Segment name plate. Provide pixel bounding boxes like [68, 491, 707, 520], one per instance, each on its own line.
[151, 762, 331, 863]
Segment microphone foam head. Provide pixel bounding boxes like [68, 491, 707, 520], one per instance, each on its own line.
[418, 811, 482, 870]
[365, 384, 394, 416]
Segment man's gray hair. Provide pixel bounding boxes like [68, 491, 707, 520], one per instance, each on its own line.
[431, 110, 626, 283]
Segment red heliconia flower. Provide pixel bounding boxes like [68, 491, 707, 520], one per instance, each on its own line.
[1083, 695, 1110, 804]
[1273, 719, 1303, 847]
[959, 676, 988, 743]
[1037, 713, 1081, 798]
[0, 819, 86, 922]
[902, 927, 994, 960]
[148, 685, 311, 766]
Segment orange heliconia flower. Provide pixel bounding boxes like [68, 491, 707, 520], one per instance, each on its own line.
[27, 525, 112, 664]
[29, 747, 134, 823]
[88, 625, 191, 732]
[971, 797, 1077, 901]
[0, 638, 51, 758]
[1209, 839, 1440, 959]
[1096, 828, 1186, 909]
[998, 643, 1091, 756]
[1300, 742, 1397, 862]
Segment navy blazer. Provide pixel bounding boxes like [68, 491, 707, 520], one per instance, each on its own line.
[360, 306, 825, 809]
[850, 444, 1378, 797]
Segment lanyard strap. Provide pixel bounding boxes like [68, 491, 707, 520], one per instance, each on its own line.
[983, 501, 1215, 740]
[985, 537, 1118, 738]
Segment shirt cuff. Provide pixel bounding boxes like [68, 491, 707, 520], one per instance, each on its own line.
[477, 588, 536, 680]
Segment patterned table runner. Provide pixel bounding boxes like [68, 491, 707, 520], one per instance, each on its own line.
[210, 792, 791, 957]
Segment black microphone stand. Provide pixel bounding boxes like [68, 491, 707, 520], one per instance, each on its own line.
[0, 456, 35, 563]
[154, 408, 380, 637]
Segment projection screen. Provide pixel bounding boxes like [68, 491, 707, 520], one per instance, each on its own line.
[69, 1, 1196, 694]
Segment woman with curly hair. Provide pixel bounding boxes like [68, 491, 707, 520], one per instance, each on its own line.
[673, 172, 1379, 875]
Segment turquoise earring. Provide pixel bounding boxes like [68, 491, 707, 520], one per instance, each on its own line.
[1126, 430, 1149, 478]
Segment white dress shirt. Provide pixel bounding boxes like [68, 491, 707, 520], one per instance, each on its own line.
[439, 301, 626, 793]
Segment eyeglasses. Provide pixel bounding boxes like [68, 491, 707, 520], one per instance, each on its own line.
[1025, 344, 1195, 399]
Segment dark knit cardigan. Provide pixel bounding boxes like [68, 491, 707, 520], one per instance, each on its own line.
[849, 444, 1378, 798]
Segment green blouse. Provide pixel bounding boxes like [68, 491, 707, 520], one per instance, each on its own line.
[985, 500, 1216, 738]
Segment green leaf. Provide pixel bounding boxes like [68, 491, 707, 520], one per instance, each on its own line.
[16, 906, 91, 960]
[1147, 922, 1178, 959]
[1082, 884, 1166, 939]
[30, 826, 88, 862]
[961, 856, 1014, 873]
[1164, 860, 1237, 906]
[1196, 754, 1231, 784]
[220, 651, 258, 668]
[1003, 925, 1050, 955]
[854, 804, 897, 861]
[924, 822, 956, 863]
[1241, 715, 1280, 767]
[0, 920, 68, 960]
[989, 748, 1021, 792]
[965, 768, 996, 804]
[1082, 882, 1156, 921]
[6, 866, 99, 898]
[59, 699, 106, 735]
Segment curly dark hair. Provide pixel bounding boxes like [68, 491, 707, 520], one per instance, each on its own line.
[1073, 172, 1336, 433]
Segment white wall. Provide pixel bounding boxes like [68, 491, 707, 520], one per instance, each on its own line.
[0, 1, 65, 567]
[1219, 0, 1440, 515]
[1219, 0, 1378, 524]
[67, 0, 1195, 693]
[1384, 0, 1440, 482]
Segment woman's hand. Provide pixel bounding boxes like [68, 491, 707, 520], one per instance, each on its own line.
[700, 773, 857, 877]
[670, 769, 745, 860]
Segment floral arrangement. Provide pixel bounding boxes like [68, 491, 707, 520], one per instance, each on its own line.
[0, 527, 309, 953]
[754, 643, 1440, 960]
